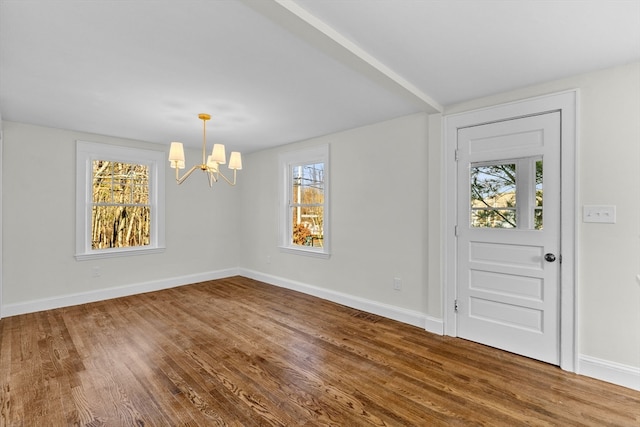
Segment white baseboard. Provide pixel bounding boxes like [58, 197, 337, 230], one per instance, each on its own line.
[240, 268, 444, 335]
[578, 354, 640, 391]
[3, 268, 445, 335]
[423, 316, 444, 335]
[1, 268, 240, 317]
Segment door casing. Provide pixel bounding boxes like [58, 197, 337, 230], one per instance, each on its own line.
[0, 115, 3, 320]
[443, 90, 578, 372]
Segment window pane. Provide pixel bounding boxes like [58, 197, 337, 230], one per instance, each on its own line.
[290, 161, 324, 247]
[292, 206, 323, 247]
[292, 163, 324, 205]
[113, 179, 128, 204]
[470, 163, 517, 228]
[91, 205, 150, 249]
[93, 181, 112, 203]
[535, 160, 543, 230]
[133, 184, 149, 204]
[471, 209, 516, 228]
[534, 209, 543, 230]
[93, 161, 112, 203]
[93, 160, 111, 179]
[134, 169, 149, 184]
[91, 160, 151, 249]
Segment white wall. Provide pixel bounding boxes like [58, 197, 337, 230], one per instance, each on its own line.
[2, 122, 241, 314]
[238, 113, 437, 328]
[443, 62, 640, 376]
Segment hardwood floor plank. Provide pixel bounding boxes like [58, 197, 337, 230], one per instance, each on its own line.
[1, 276, 639, 426]
[0, 319, 13, 426]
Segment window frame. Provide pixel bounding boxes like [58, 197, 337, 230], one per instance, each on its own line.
[75, 141, 165, 260]
[278, 144, 330, 258]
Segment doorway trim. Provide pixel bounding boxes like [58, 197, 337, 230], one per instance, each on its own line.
[0, 114, 3, 320]
[443, 90, 578, 372]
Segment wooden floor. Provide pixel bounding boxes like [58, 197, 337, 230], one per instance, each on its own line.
[1, 277, 638, 426]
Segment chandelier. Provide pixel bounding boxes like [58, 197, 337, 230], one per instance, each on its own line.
[168, 113, 242, 187]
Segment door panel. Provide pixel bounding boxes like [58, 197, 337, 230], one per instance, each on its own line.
[456, 112, 560, 365]
[469, 298, 542, 331]
[469, 270, 543, 300]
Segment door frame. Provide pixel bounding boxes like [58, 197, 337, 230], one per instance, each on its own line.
[0, 114, 3, 320]
[443, 90, 578, 372]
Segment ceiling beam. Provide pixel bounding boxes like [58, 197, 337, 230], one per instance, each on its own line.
[241, 0, 443, 114]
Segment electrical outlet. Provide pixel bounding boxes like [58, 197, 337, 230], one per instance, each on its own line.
[393, 277, 402, 291]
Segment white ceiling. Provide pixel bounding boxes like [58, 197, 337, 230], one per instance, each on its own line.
[1, 0, 639, 153]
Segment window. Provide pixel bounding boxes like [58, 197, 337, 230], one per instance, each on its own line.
[76, 141, 165, 260]
[279, 145, 329, 257]
[470, 157, 542, 230]
[470, 162, 517, 228]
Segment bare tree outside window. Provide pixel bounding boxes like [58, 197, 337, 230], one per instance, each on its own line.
[92, 161, 151, 249]
[470, 161, 543, 230]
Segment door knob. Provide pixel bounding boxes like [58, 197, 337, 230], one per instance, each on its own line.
[544, 253, 556, 262]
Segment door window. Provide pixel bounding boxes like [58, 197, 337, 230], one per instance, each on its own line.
[470, 157, 542, 230]
[470, 162, 517, 228]
[534, 160, 543, 230]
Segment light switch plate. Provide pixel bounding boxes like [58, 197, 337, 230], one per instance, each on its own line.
[583, 205, 616, 223]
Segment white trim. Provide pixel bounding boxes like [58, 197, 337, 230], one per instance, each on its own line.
[258, 0, 441, 113]
[240, 268, 443, 334]
[1, 268, 240, 317]
[0, 114, 3, 319]
[277, 246, 331, 259]
[75, 247, 166, 261]
[278, 144, 330, 257]
[424, 315, 445, 336]
[443, 90, 578, 372]
[75, 141, 166, 260]
[578, 354, 640, 391]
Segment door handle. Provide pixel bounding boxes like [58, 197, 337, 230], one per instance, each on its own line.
[544, 253, 556, 262]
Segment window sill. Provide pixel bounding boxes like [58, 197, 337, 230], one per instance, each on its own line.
[75, 246, 165, 261]
[278, 245, 330, 259]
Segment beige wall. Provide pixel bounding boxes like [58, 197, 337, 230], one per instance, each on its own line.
[2, 122, 241, 309]
[238, 113, 431, 317]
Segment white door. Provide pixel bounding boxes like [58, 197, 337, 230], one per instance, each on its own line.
[455, 112, 560, 365]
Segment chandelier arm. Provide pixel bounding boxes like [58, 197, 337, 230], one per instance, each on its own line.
[176, 165, 200, 185]
[215, 168, 238, 186]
